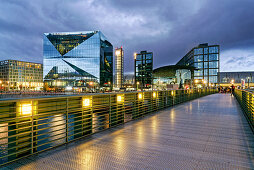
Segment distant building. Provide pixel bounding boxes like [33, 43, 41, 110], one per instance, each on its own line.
[153, 65, 195, 90]
[134, 51, 153, 89]
[114, 47, 124, 88]
[218, 71, 254, 87]
[123, 74, 135, 88]
[43, 31, 113, 91]
[176, 43, 220, 85]
[0, 60, 43, 91]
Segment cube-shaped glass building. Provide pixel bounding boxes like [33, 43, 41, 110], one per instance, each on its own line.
[43, 31, 113, 91]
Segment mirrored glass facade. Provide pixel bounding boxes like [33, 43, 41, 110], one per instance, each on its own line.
[177, 43, 220, 84]
[43, 31, 113, 90]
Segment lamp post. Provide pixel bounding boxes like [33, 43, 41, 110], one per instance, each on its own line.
[137, 81, 139, 91]
[202, 79, 207, 89]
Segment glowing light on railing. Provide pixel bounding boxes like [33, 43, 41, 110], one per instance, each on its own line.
[171, 91, 174, 96]
[21, 103, 32, 115]
[153, 92, 157, 98]
[138, 93, 143, 100]
[83, 98, 91, 107]
[117, 95, 123, 103]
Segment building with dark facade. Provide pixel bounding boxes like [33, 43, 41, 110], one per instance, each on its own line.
[43, 31, 113, 91]
[176, 43, 219, 85]
[0, 60, 43, 91]
[153, 65, 195, 90]
[134, 51, 153, 89]
[218, 71, 254, 87]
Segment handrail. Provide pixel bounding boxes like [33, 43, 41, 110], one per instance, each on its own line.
[0, 89, 217, 166]
[234, 89, 254, 131]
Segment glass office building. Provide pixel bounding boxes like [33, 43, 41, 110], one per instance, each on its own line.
[43, 31, 113, 91]
[177, 43, 219, 84]
[134, 51, 153, 89]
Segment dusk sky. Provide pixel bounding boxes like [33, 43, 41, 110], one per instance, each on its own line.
[0, 0, 254, 73]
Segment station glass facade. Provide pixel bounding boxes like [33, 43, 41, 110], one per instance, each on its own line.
[153, 65, 194, 90]
[43, 31, 113, 90]
[177, 43, 219, 84]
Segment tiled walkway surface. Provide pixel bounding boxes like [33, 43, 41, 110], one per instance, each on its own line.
[3, 94, 254, 169]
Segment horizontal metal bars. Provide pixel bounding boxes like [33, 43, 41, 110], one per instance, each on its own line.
[234, 89, 254, 131]
[0, 89, 217, 166]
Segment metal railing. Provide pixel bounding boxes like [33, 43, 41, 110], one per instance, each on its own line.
[234, 89, 254, 131]
[0, 89, 217, 166]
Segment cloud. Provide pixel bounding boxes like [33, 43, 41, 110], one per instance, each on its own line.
[221, 48, 254, 72]
[0, 0, 253, 73]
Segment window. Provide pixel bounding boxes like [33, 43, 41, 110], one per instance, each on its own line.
[204, 62, 208, 68]
[194, 70, 203, 76]
[204, 69, 208, 76]
[194, 48, 203, 55]
[146, 54, 152, 59]
[194, 55, 203, 62]
[209, 54, 218, 61]
[204, 55, 208, 61]
[136, 55, 142, 60]
[194, 62, 203, 68]
[204, 48, 208, 54]
[209, 47, 218, 53]
[209, 76, 217, 83]
[209, 61, 218, 68]
[209, 69, 218, 76]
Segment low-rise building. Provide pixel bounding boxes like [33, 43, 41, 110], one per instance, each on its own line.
[153, 65, 195, 90]
[0, 60, 43, 91]
[218, 71, 254, 87]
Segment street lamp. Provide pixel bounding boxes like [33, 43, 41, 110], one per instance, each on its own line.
[137, 81, 140, 90]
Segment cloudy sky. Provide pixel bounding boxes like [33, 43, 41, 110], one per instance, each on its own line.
[0, 0, 254, 73]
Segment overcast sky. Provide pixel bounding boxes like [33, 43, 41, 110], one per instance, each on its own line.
[0, 0, 254, 73]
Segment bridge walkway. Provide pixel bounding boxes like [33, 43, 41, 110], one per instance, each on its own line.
[3, 94, 254, 169]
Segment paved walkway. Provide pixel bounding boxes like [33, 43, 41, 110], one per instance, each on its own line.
[3, 94, 254, 169]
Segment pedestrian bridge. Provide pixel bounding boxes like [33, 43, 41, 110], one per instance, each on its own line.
[1, 90, 254, 169]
